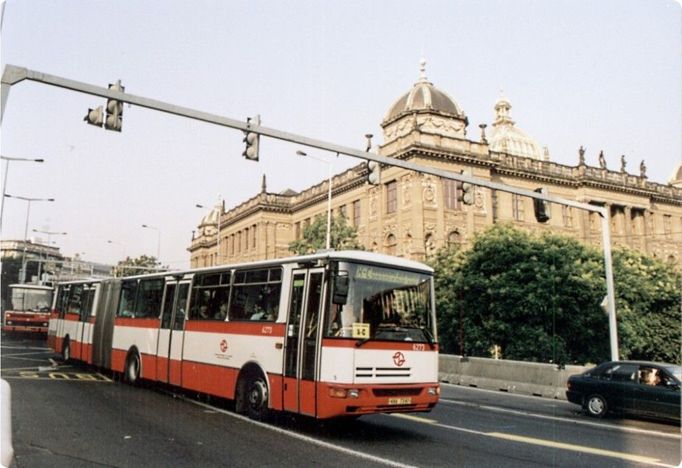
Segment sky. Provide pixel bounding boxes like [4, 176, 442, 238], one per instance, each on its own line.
[1, 0, 680, 269]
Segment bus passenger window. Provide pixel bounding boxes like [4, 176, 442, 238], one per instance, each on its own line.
[229, 268, 281, 321]
[134, 279, 164, 319]
[118, 281, 137, 318]
[190, 273, 230, 321]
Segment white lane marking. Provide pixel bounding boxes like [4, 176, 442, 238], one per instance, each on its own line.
[180, 396, 416, 467]
[439, 399, 681, 440]
[1, 346, 51, 351]
[388, 414, 676, 468]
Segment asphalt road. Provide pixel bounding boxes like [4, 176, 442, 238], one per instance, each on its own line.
[2, 333, 680, 467]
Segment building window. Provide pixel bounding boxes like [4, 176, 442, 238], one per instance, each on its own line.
[386, 233, 397, 255]
[353, 200, 361, 227]
[424, 233, 436, 256]
[512, 194, 525, 221]
[562, 205, 573, 227]
[252, 225, 257, 248]
[630, 209, 645, 235]
[339, 204, 347, 219]
[386, 181, 397, 214]
[443, 179, 459, 210]
[447, 231, 461, 247]
[294, 222, 301, 239]
[663, 215, 672, 236]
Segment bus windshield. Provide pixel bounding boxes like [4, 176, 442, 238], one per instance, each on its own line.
[10, 287, 52, 312]
[325, 262, 435, 343]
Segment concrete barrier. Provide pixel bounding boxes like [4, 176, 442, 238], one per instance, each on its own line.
[439, 354, 589, 400]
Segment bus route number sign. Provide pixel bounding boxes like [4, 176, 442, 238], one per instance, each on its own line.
[352, 323, 370, 339]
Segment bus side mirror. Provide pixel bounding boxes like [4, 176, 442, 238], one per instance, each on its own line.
[332, 273, 349, 305]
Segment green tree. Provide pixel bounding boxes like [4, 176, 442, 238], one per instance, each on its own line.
[289, 214, 364, 255]
[432, 225, 609, 364]
[115, 255, 166, 277]
[432, 224, 682, 364]
[612, 248, 681, 363]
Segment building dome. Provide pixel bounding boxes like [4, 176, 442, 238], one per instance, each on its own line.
[382, 60, 468, 126]
[198, 203, 221, 235]
[489, 94, 546, 161]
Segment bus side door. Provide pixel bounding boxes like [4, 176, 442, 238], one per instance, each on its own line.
[156, 281, 189, 386]
[77, 284, 96, 362]
[283, 268, 324, 416]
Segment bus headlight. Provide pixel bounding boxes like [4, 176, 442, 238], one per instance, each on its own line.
[328, 387, 360, 399]
[427, 386, 440, 396]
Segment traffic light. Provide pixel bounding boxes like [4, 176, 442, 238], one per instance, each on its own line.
[242, 115, 261, 161]
[104, 80, 124, 132]
[367, 160, 381, 185]
[459, 169, 474, 205]
[84, 106, 104, 127]
[533, 187, 551, 223]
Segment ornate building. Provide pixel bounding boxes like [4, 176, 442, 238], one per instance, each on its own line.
[189, 62, 682, 268]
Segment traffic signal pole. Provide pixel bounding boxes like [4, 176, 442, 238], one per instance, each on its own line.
[1, 63, 620, 361]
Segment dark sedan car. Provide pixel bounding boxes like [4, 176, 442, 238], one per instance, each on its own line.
[566, 361, 681, 422]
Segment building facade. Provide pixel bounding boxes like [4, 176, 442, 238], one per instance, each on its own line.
[189, 64, 682, 268]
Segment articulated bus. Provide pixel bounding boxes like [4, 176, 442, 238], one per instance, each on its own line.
[2, 284, 53, 333]
[48, 251, 440, 420]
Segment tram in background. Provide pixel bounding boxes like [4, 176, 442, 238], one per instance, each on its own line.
[2, 284, 53, 334]
[49, 250, 440, 420]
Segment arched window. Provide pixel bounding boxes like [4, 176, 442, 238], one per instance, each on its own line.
[424, 233, 436, 256]
[386, 234, 397, 256]
[447, 230, 461, 247]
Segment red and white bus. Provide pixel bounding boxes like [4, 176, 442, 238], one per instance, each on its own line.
[49, 250, 440, 419]
[2, 284, 53, 333]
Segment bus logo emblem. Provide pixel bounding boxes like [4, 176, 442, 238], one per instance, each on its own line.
[220, 339, 228, 353]
[393, 351, 406, 367]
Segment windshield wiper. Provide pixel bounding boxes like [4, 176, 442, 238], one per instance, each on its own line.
[421, 327, 436, 349]
[355, 337, 372, 348]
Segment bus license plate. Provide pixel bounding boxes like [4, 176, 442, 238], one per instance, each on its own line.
[388, 397, 412, 405]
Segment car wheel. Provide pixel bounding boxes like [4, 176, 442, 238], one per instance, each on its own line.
[585, 394, 608, 418]
[125, 351, 141, 385]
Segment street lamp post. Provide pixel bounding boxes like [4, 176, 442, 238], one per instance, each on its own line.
[0, 156, 45, 232]
[296, 150, 332, 250]
[4, 194, 55, 282]
[141, 224, 161, 261]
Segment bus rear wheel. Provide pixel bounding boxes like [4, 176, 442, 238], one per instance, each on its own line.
[62, 338, 71, 363]
[236, 374, 269, 421]
[125, 352, 141, 385]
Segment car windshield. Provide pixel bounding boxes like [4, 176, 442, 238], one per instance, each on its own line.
[663, 365, 682, 382]
[325, 262, 435, 343]
[10, 287, 52, 312]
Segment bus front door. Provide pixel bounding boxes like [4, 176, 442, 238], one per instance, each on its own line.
[283, 269, 324, 416]
[157, 281, 189, 386]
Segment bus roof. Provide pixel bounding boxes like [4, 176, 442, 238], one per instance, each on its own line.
[78, 250, 434, 284]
